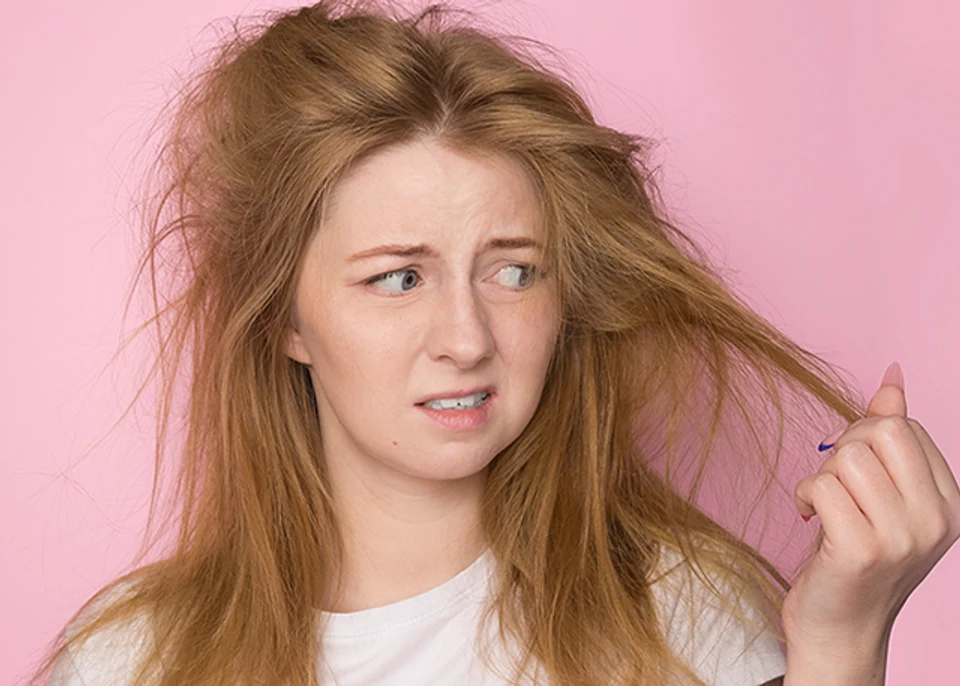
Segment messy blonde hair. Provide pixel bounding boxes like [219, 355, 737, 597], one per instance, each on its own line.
[34, 1, 864, 684]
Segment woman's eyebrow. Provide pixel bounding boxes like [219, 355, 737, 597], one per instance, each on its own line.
[346, 236, 542, 262]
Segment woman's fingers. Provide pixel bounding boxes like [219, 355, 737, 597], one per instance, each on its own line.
[825, 416, 940, 507]
[797, 415, 960, 558]
[794, 470, 873, 556]
[818, 441, 908, 531]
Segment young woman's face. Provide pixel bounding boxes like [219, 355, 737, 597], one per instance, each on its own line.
[284, 138, 560, 487]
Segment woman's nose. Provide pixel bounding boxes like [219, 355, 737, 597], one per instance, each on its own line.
[425, 279, 495, 368]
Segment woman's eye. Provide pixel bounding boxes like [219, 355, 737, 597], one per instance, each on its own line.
[368, 268, 420, 294]
[495, 264, 536, 289]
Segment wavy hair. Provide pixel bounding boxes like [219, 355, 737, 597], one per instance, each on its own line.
[34, 1, 864, 684]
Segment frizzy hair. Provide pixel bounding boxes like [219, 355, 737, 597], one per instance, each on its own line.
[33, 1, 864, 684]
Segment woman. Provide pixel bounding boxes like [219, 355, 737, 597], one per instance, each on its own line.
[34, 1, 960, 684]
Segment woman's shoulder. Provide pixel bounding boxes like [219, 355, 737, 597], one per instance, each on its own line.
[48, 580, 156, 686]
[648, 545, 787, 686]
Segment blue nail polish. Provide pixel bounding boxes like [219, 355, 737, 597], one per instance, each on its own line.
[817, 441, 835, 452]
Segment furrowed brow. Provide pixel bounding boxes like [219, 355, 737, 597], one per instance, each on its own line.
[346, 236, 542, 263]
[482, 237, 542, 252]
[346, 244, 440, 262]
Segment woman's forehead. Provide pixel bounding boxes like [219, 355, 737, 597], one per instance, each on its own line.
[315, 140, 546, 254]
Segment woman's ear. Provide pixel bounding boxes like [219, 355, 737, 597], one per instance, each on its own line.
[282, 314, 313, 366]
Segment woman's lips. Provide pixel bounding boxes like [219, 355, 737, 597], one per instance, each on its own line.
[414, 385, 496, 405]
[415, 392, 496, 431]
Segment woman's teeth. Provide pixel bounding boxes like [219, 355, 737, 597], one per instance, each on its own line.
[423, 391, 490, 410]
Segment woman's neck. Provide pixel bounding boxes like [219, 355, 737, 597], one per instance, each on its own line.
[323, 455, 490, 613]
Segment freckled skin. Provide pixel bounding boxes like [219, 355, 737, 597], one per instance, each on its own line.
[282, 137, 560, 496]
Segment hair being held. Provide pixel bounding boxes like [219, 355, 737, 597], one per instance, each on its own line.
[33, 1, 867, 684]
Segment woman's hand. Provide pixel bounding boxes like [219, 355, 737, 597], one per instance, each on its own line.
[782, 362, 960, 680]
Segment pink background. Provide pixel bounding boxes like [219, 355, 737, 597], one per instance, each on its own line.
[3, 1, 958, 683]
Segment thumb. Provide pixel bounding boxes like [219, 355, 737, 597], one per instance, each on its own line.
[865, 360, 908, 418]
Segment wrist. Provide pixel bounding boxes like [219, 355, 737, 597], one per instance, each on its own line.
[783, 632, 890, 686]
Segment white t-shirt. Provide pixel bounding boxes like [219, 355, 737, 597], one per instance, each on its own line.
[50, 548, 787, 685]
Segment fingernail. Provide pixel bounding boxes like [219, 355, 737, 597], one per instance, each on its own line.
[801, 514, 813, 522]
[818, 426, 845, 452]
[881, 361, 905, 392]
